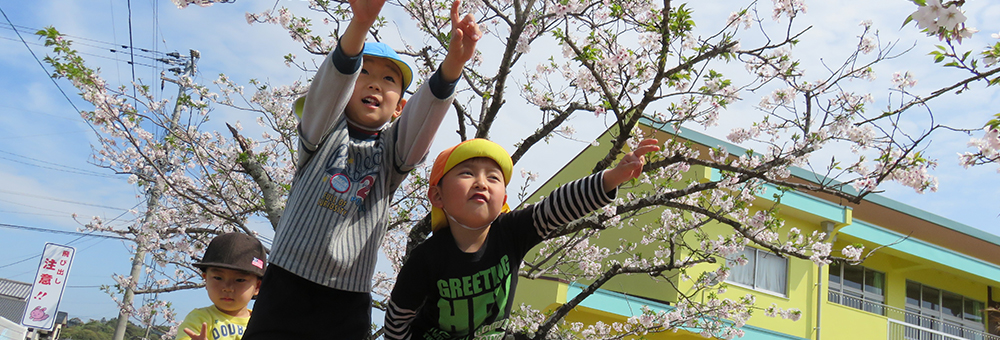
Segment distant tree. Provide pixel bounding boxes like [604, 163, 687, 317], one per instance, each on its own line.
[60, 317, 169, 340]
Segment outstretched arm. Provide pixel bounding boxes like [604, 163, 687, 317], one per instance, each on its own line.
[392, 0, 482, 172]
[602, 139, 660, 192]
[439, 0, 482, 82]
[341, 0, 386, 56]
[515, 139, 660, 243]
[296, 0, 388, 159]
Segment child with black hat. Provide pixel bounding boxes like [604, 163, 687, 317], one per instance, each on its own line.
[176, 232, 267, 340]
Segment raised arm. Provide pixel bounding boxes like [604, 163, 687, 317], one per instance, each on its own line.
[341, 0, 385, 56]
[296, 0, 388, 162]
[393, 0, 482, 170]
[602, 139, 660, 192]
[526, 139, 659, 239]
[439, 0, 483, 82]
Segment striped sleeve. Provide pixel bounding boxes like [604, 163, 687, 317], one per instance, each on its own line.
[384, 300, 417, 340]
[531, 171, 616, 239]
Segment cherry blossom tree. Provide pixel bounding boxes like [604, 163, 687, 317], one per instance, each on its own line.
[38, 0, 1000, 338]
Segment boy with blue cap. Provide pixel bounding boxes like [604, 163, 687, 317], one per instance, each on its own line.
[243, 0, 482, 338]
[384, 138, 660, 339]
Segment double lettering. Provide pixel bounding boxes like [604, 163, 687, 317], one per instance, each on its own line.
[435, 256, 512, 335]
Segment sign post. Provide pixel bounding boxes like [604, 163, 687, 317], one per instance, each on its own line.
[21, 243, 75, 331]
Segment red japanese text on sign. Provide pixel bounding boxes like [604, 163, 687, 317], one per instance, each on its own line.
[38, 274, 52, 285]
[23, 243, 76, 331]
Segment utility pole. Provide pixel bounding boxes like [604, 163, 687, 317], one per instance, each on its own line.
[112, 49, 199, 340]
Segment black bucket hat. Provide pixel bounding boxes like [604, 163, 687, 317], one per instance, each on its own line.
[193, 233, 267, 277]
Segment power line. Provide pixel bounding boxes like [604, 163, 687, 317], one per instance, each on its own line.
[0, 149, 119, 178]
[152, 0, 161, 101]
[0, 254, 42, 269]
[0, 199, 146, 270]
[109, 0, 122, 86]
[127, 0, 137, 103]
[0, 129, 89, 140]
[0, 210, 71, 218]
[0, 35, 161, 66]
[0, 31, 166, 63]
[0, 22, 168, 56]
[0, 104, 78, 121]
[0, 197, 81, 215]
[0, 223, 127, 240]
[0, 189, 131, 211]
[0, 4, 98, 136]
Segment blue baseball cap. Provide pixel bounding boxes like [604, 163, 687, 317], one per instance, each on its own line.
[363, 42, 413, 93]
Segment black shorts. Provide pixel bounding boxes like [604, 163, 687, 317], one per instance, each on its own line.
[243, 265, 372, 340]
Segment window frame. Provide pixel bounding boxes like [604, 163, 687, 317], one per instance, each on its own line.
[904, 280, 986, 334]
[827, 262, 886, 315]
[725, 247, 789, 297]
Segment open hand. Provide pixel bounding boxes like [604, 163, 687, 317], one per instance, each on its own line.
[441, 0, 483, 81]
[348, 0, 387, 27]
[341, 0, 389, 56]
[603, 139, 660, 192]
[182, 322, 208, 340]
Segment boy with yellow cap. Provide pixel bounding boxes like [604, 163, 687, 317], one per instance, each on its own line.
[384, 138, 660, 340]
[244, 0, 482, 338]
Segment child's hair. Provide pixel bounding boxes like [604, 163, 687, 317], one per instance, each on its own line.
[428, 138, 513, 231]
[193, 233, 267, 278]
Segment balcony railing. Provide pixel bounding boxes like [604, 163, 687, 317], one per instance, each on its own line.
[828, 289, 886, 316]
[888, 319, 999, 340]
[828, 291, 999, 340]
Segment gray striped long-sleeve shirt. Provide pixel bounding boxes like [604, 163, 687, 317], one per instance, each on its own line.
[269, 44, 454, 293]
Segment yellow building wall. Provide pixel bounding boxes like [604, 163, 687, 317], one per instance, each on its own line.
[821, 302, 889, 338]
[514, 126, 827, 339]
[512, 124, 998, 338]
[831, 233, 990, 316]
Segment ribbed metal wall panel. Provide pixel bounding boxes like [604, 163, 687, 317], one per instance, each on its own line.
[0, 279, 31, 300]
[0, 296, 26, 325]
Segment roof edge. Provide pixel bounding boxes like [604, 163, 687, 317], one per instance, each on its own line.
[639, 117, 1000, 247]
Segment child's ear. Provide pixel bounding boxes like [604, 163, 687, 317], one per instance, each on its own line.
[253, 278, 262, 295]
[393, 98, 407, 119]
[427, 185, 444, 208]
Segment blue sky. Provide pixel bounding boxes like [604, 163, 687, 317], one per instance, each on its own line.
[1, 0, 999, 328]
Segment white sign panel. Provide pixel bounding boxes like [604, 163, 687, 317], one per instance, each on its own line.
[21, 243, 75, 331]
[0, 316, 27, 340]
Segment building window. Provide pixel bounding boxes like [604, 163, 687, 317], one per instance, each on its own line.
[905, 280, 985, 337]
[828, 262, 885, 315]
[726, 247, 787, 296]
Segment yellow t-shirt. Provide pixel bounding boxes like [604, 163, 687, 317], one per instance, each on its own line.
[176, 306, 250, 340]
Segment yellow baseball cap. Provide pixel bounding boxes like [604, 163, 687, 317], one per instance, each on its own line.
[429, 139, 513, 232]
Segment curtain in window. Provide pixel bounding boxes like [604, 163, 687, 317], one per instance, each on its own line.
[755, 251, 787, 294]
[728, 248, 755, 287]
[865, 269, 885, 298]
[964, 299, 984, 322]
[942, 291, 963, 319]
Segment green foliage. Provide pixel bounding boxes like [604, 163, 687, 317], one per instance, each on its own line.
[60, 317, 170, 340]
[667, 4, 695, 35]
[986, 113, 1000, 130]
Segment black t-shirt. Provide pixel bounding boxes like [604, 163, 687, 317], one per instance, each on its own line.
[385, 173, 614, 340]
